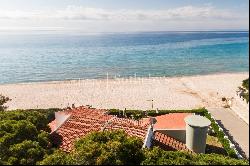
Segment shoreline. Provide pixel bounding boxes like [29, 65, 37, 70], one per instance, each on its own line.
[0, 72, 248, 111]
[1, 71, 249, 86]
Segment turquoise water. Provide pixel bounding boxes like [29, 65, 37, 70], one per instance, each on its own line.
[0, 31, 249, 84]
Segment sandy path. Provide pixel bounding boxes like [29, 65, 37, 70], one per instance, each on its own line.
[207, 107, 249, 158]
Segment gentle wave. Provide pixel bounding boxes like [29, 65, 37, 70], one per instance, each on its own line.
[0, 32, 249, 84]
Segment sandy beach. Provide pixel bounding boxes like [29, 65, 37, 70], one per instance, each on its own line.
[0, 72, 248, 111]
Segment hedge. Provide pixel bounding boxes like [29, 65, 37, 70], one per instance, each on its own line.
[108, 108, 206, 119]
[142, 147, 248, 165]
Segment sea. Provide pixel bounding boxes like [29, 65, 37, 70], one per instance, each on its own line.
[0, 31, 249, 84]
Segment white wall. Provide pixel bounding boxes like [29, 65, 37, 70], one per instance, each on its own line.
[54, 111, 71, 131]
[156, 129, 186, 143]
[143, 125, 154, 148]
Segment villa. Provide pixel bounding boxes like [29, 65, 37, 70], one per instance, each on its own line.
[49, 106, 210, 154]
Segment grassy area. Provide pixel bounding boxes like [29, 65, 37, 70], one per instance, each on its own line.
[206, 135, 227, 155]
[207, 135, 223, 148]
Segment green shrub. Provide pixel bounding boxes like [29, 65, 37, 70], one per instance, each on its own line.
[108, 109, 144, 119]
[40, 131, 248, 165]
[72, 130, 144, 165]
[239, 78, 249, 103]
[194, 153, 248, 165]
[147, 108, 206, 116]
[242, 92, 249, 103]
[8, 140, 45, 165]
[141, 147, 194, 165]
[107, 108, 207, 119]
[0, 94, 11, 112]
[108, 109, 122, 117]
[242, 78, 249, 90]
[38, 150, 74, 165]
[142, 147, 248, 165]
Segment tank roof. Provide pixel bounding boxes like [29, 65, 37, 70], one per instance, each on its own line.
[184, 115, 211, 128]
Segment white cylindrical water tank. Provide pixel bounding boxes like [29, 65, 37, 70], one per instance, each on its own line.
[184, 115, 211, 153]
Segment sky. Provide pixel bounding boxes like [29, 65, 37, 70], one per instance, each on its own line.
[0, 0, 249, 33]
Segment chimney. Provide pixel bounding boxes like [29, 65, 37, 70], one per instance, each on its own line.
[143, 117, 157, 148]
[184, 115, 211, 153]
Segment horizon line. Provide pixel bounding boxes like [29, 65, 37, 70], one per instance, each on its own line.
[0, 29, 249, 35]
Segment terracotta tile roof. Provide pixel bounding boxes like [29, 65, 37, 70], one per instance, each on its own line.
[50, 107, 113, 152]
[153, 131, 193, 154]
[48, 119, 56, 132]
[153, 113, 192, 130]
[49, 107, 194, 153]
[50, 106, 150, 152]
[104, 117, 150, 140]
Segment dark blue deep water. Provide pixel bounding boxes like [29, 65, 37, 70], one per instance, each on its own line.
[0, 31, 249, 84]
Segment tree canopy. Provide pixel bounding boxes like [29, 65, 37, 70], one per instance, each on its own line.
[0, 94, 11, 111]
[0, 106, 248, 165]
[73, 130, 144, 165]
[0, 109, 58, 165]
[40, 130, 249, 165]
[41, 130, 144, 165]
[242, 78, 249, 90]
